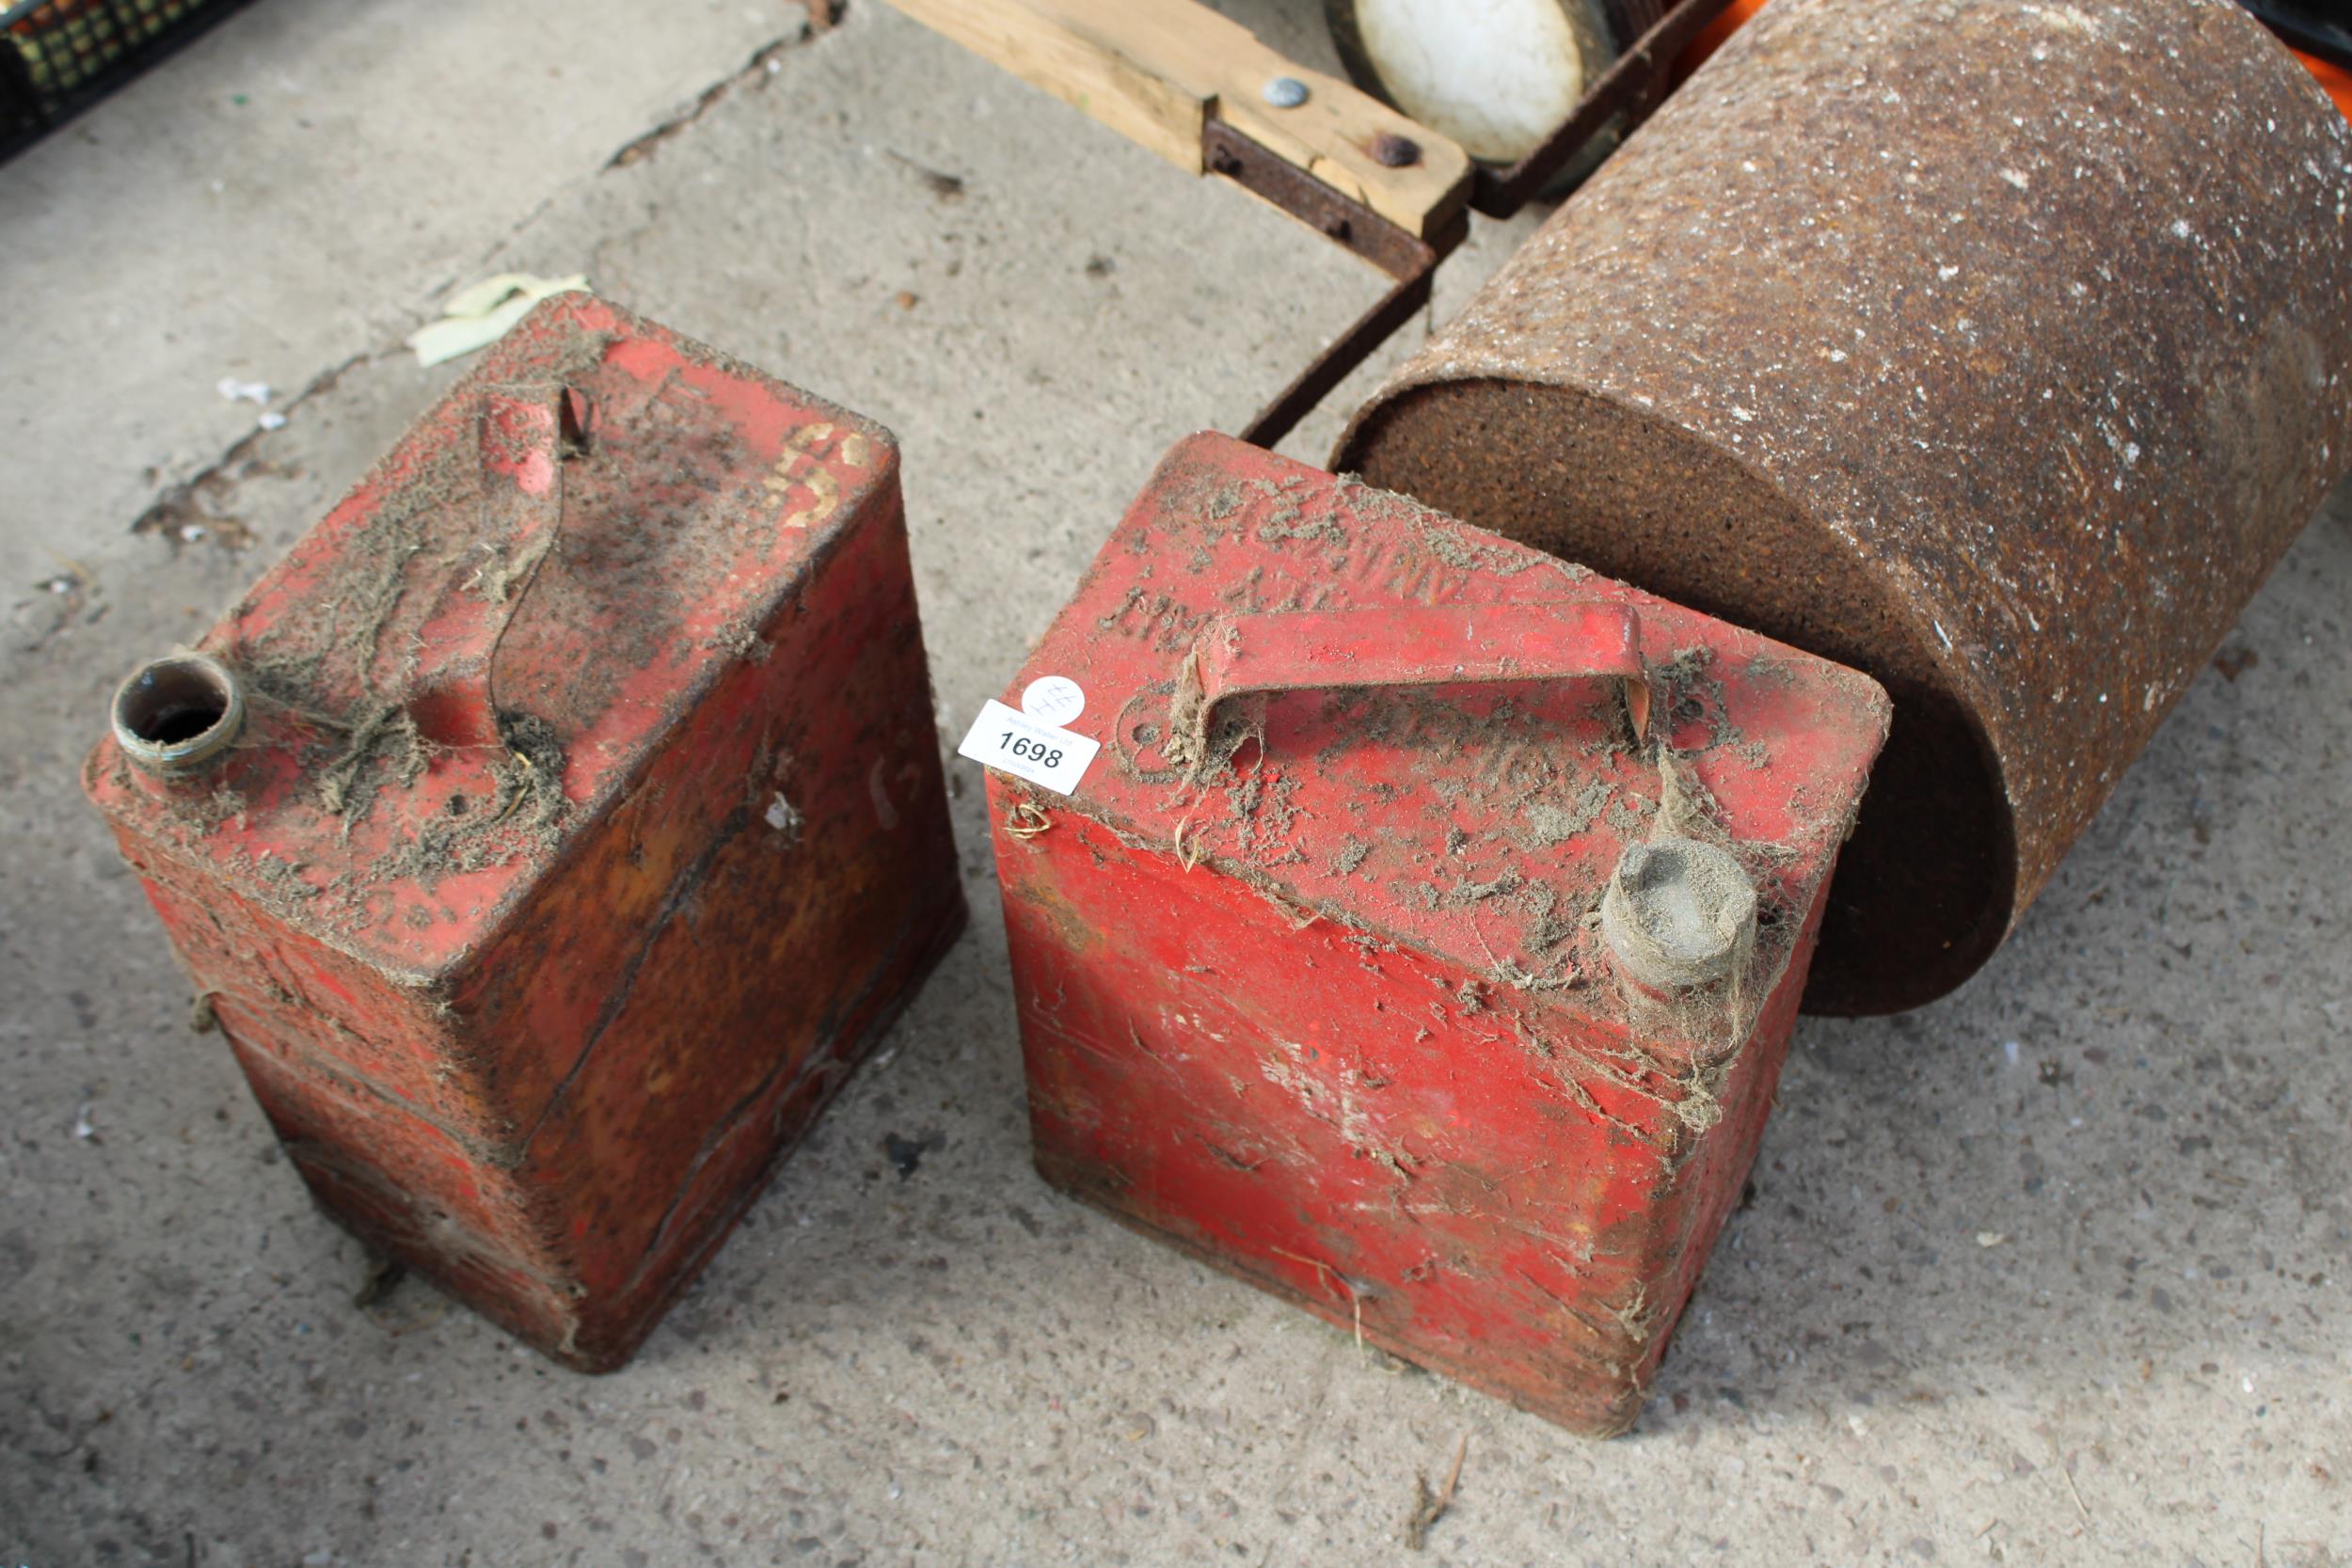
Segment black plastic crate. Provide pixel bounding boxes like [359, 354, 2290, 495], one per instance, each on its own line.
[1, 0, 259, 160]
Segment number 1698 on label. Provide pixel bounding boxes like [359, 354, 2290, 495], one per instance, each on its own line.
[956, 698, 1100, 796]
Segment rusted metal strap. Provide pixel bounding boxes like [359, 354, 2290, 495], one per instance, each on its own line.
[1231, 267, 1430, 451]
[1202, 118, 1448, 280]
[1201, 119, 1461, 448]
[1471, 0, 1735, 216]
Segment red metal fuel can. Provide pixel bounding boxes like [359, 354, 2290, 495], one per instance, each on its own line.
[85, 295, 965, 1370]
[980, 434, 1887, 1434]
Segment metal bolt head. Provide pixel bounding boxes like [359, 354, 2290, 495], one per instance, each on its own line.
[1370, 132, 1422, 167]
[1263, 76, 1310, 109]
[1599, 837, 1757, 992]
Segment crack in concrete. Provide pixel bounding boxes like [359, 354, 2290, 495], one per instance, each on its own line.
[130, 345, 399, 550]
[125, 8, 854, 554]
[605, 20, 833, 171]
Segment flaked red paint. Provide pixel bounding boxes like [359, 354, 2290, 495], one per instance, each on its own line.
[85, 296, 964, 1370]
[985, 435, 1886, 1433]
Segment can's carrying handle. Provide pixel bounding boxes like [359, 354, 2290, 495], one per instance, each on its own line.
[1164, 601, 1648, 777]
[400, 390, 575, 750]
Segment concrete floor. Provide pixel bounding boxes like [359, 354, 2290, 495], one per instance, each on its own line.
[3, 3, 2347, 1563]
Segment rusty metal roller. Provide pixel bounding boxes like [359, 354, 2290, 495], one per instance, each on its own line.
[1335, 0, 2352, 1015]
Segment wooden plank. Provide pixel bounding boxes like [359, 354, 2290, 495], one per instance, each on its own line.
[883, 0, 1471, 240]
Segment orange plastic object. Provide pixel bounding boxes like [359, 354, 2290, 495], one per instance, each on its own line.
[1683, 0, 2352, 129]
[1676, 0, 1764, 76]
[2296, 49, 2352, 124]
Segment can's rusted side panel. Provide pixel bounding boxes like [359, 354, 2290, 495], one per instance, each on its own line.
[469, 496, 966, 1369]
[1337, 0, 2352, 1014]
[85, 297, 964, 1369]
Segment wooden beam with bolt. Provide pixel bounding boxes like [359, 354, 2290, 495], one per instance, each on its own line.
[882, 0, 1471, 240]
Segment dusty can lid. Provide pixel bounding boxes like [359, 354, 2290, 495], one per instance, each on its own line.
[1600, 836, 1759, 992]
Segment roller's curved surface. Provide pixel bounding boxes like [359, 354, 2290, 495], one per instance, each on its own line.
[1338, 0, 2352, 1014]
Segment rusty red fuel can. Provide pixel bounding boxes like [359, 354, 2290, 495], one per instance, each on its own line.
[84, 295, 965, 1370]
[974, 434, 1887, 1433]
